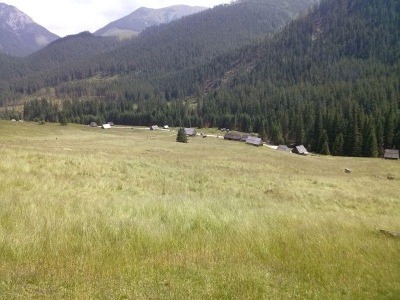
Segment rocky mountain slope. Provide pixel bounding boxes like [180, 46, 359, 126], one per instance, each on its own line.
[94, 5, 207, 38]
[0, 3, 59, 56]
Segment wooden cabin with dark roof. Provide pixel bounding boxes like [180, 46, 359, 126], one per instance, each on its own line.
[90, 122, 98, 127]
[240, 133, 251, 142]
[246, 136, 263, 147]
[184, 128, 197, 137]
[292, 145, 309, 155]
[277, 145, 291, 152]
[384, 149, 399, 160]
[224, 132, 242, 141]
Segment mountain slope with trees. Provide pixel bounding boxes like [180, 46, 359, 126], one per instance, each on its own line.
[0, 0, 314, 105]
[3, 0, 398, 157]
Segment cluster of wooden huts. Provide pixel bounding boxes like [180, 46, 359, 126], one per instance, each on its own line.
[224, 132, 263, 146]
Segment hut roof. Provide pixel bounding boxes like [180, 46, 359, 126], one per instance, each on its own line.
[224, 132, 242, 141]
[246, 136, 263, 146]
[102, 124, 111, 129]
[240, 133, 251, 142]
[277, 145, 291, 152]
[90, 122, 98, 127]
[384, 149, 399, 159]
[294, 145, 309, 155]
[150, 125, 159, 130]
[184, 128, 197, 136]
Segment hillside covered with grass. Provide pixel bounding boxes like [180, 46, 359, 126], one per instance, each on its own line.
[0, 121, 399, 298]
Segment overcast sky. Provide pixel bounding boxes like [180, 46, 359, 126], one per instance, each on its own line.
[4, 0, 232, 37]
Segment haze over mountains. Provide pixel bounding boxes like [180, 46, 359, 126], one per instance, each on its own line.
[94, 5, 207, 38]
[0, 3, 59, 56]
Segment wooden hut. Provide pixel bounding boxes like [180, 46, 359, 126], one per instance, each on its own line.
[384, 149, 399, 160]
[90, 122, 98, 127]
[276, 145, 291, 152]
[246, 136, 263, 147]
[224, 132, 242, 141]
[184, 128, 197, 136]
[150, 125, 159, 130]
[240, 133, 251, 142]
[292, 145, 309, 155]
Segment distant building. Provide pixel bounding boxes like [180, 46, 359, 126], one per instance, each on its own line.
[102, 124, 111, 129]
[240, 133, 251, 142]
[11, 119, 16, 122]
[384, 149, 399, 160]
[277, 145, 291, 152]
[90, 122, 98, 127]
[107, 122, 115, 126]
[184, 128, 197, 136]
[224, 132, 242, 141]
[246, 136, 263, 147]
[150, 125, 159, 130]
[292, 145, 309, 155]
[163, 125, 169, 129]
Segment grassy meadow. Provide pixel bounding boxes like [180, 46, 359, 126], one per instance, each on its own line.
[0, 120, 399, 299]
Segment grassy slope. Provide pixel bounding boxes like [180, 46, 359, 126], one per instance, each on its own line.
[0, 121, 399, 299]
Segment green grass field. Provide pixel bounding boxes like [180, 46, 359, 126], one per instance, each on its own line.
[0, 121, 399, 299]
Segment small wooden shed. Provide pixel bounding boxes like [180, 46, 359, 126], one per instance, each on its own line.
[246, 136, 263, 147]
[384, 149, 399, 160]
[240, 133, 251, 142]
[90, 122, 98, 127]
[150, 125, 159, 130]
[292, 145, 309, 155]
[277, 145, 291, 152]
[224, 132, 242, 141]
[184, 128, 197, 136]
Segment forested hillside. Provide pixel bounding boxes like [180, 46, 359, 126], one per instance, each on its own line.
[197, 0, 400, 156]
[0, 0, 314, 105]
[2, 0, 399, 157]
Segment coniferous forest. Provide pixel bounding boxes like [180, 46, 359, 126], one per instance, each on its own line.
[1, 0, 399, 156]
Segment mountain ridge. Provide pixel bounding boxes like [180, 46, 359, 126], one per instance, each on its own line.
[94, 5, 207, 38]
[0, 2, 59, 56]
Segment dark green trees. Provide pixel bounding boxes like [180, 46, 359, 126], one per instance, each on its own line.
[176, 127, 188, 143]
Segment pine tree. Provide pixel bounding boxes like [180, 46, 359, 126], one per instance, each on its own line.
[176, 127, 188, 143]
[363, 121, 378, 157]
[332, 133, 344, 156]
[318, 129, 330, 155]
[258, 121, 267, 142]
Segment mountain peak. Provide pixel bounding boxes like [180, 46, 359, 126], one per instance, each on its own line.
[94, 5, 207, 38]
[0, 2, 59, 56]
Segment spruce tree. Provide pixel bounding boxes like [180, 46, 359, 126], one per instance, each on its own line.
[332, 133, 344, 156]
[176, 127, 188, 143]
[318, 130, 330, 155]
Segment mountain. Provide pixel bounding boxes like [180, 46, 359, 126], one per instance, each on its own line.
[0, 0, 314, 103]
[94, 5, 207, 38]
[193, 0, 400, 155]
[0, 3, 59, 56]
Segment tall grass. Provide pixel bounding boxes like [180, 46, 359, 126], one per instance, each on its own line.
[0, 121, 399, 298]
